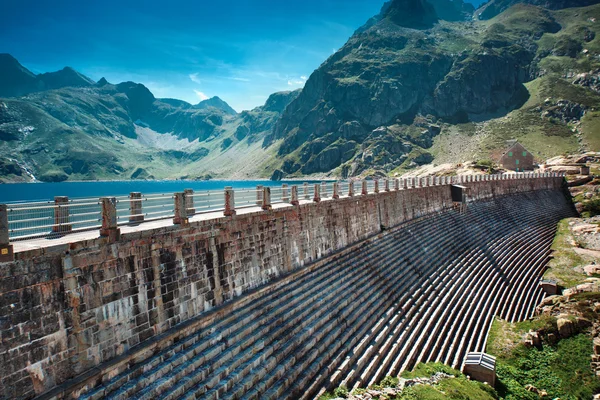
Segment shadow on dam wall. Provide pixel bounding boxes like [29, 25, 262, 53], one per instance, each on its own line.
[0, 176, 569, 399]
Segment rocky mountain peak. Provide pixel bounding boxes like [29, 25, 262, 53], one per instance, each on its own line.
[195, 96, 237, 115]
[38, 67, 95, 90]
[96, 77, 110, 87]
[263, 89, 302, 113]
[384, 0, 439, 29]
[0, 53, 38, 97]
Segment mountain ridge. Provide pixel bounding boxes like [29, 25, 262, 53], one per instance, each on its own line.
[1, 0, 600, 182]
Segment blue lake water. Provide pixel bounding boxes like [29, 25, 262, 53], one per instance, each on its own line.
[0, 180, 327, 203]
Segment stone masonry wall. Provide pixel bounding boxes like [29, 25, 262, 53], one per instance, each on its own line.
[0, 177, 564, 399]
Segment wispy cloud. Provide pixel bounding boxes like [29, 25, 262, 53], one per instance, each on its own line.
[287, 75, 308, 86]
[231, 77, 251, 82]
[189, 73, 201, 84]
[194, 90, 209, 101]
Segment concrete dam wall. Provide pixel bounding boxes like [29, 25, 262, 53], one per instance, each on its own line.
[0, 176, 570, 399]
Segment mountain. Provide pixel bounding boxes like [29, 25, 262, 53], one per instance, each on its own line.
[0, 54, 95, 98]
[194, 96, 237, 115]
[0, 65, 297, 182]
[476, 0, 600, 19]
[2, 0, 600, 183]
[0, 54, 39, 97]
[38, 67, 95, 90]
[265, 0, 600, 178]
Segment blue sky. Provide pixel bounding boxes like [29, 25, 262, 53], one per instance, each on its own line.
[0, 0, 484, 112]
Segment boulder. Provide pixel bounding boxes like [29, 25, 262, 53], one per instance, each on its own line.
[584, 264, 600, 276]
[557, 317, 576, 338]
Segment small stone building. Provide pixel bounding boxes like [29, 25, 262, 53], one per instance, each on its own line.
[500, 141, 534, 172]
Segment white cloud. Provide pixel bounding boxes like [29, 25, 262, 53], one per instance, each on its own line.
[231, 77, 251, 82]
[194, 90, 209, 101]
[287, 75, 308, 86]
[189, 73, 201, 84]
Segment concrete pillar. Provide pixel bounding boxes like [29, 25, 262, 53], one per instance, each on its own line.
[304, 182, 310, 200]
[333, 182, 340, 199]
[282, 184, 289, 203]
[362, 180, 368, 195]
[129, 192, 144, 223]
[52, 196, 72, 233]
[348, 180, 355, 197]
[100, 197, 120, 241]
[0, 204, 13, 263]
[374, 179, 380, 193]
[384, 179, 390, 192]
[224, 186, 236, 216]
[321, 182, 328, 198]
[173, 192, 188, 224]
[403, 179, 408, 189]
[291, 185, 299, 206]
[394, 179, 400, 191]
[256, 185, 263, 206]
[262, 187, 272, 210]
[184, 189, 195, 216]
[313, 184, 321, 202]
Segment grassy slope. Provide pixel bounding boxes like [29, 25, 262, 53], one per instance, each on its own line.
[543, 218, 590, 287]
[319, 363, 498, 399]
[425, 4, 600, 171]
[0, 96, 280, 181]
[487, 315, 599, 400]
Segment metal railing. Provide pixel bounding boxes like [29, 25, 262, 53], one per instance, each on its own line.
[0, 173, 565, 245]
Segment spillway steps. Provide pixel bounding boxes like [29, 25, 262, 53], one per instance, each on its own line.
[71, 190, 574, 400]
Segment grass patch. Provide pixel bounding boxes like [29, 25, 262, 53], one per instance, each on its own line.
[495, 334, 599, 400]
[401, 362, 460, 379]
[544, 218, 589, 288]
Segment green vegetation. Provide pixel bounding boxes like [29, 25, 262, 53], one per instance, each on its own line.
[488, 316, 599, 400]
[544, 219, 588, 287]
[319, 363, 498, 400]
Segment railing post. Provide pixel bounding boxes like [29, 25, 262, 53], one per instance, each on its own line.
[282, 184, 289, 203]
[0, 205, 13, 263]
[184, 189, 195, 216]
[321, 182, 328, 198]
[100, 197, 120, 241]
[262, 187, 272, 210]
[348, 180, 355, 197]
[304, 182, 310, 200]
[374, 179, 380, 193]
[313, 184, 321, 202]
[129, 192, 144, 223]
[384, 179, 390, 192]
[403, 179, 408, 189]
[173, 192, 188, 224]
[53, 196, 72, 233]
[256, 185, 263, 206]
[362, 180, 368, 195]
[394, 179, 400, 191]
[333, 182, 340, 199]
[291, 185, 299, 206]
[224, 186, 236, 216]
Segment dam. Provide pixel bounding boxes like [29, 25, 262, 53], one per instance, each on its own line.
[0, 174, 575, 399]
